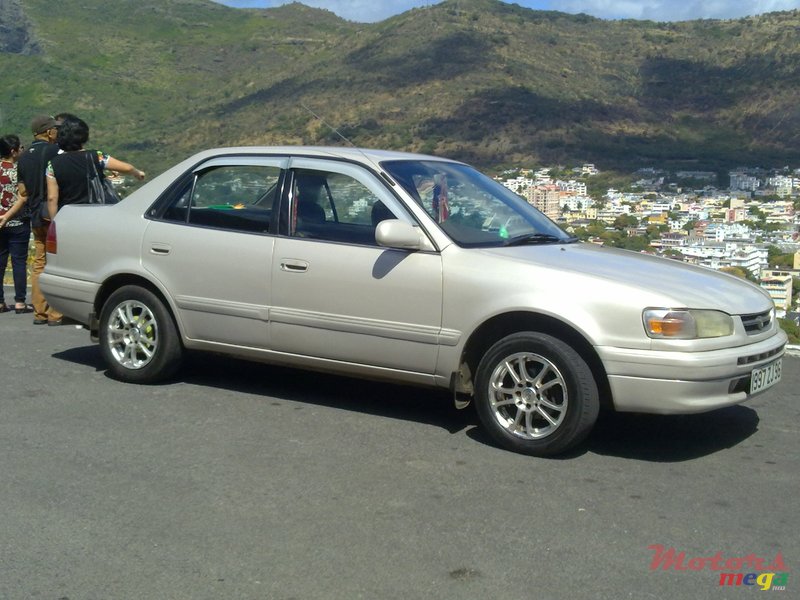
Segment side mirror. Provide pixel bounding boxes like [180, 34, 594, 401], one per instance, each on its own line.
[375, 219, 425, 251]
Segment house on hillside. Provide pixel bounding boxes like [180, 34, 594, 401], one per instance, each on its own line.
[760, 270, 794, 317]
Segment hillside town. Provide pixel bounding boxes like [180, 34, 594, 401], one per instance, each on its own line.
[498, 164, 800, 322]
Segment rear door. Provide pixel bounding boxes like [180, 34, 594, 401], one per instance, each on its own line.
[141, 156, 286, 348]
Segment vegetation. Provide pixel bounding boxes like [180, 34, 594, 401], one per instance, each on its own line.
[779, 318, 800, 345]
[720, 266, 758, 284]
[0, 0, 798, 181]
[767, 245, 797, 269]
[570, 217, 659, 251]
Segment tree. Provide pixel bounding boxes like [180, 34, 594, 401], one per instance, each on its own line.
[617, 235, 649, 252]
[613, 214, 638, 229]
[720, 266, 758, 283]
[683, 220, 698, 233]
[749, 207, 767, 227]
[586, 221, 608, 238]
[720, 266, 749, 280]
[768, 245, 795, 269]
[767, 245, 783, 261]
[603, 231, 624, 246]
[571, 227, 589, 240]
[645, 224, 667, 238]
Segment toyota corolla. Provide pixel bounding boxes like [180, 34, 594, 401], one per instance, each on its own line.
[40, 147, 787, 455]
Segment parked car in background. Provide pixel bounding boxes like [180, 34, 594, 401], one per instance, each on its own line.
[41, 147, 787, 456]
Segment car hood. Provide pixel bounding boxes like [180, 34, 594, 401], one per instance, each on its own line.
[478, 242, 772, 315]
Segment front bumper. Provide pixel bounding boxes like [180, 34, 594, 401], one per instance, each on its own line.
[597, 331, 788, 414]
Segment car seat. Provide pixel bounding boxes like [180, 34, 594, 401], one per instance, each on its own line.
[297, 199, 325, 223]
[295, 174, 327, 225]
[371, 201, 393, 227]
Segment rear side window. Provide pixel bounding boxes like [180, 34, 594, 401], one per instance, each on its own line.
[163, 165, 281, 234]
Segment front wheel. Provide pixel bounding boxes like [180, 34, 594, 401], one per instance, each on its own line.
[474, 332, 599, 456]
[99, 285, 183, 383]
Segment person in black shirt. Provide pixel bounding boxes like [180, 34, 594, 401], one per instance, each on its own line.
[13, 115, 61, 324]
[45, 116, 145, 219]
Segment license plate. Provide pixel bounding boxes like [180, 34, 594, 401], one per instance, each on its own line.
[750, 358, 782, 395]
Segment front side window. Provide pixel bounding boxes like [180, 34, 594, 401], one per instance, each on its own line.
[291, 168, 398, 245]
[164, 164, 280, 234]
[382, 160, 574, 247]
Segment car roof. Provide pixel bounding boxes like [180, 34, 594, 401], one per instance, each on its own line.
[188, 145, 462, 167]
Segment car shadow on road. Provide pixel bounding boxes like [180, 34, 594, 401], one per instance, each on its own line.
[52, 344, 106, 370]
[180, 353, 475, 436]
[580, 405, 761, 462]
[50, 346, 471, 434]
[175, 355, 765, 461]
[51, 346, 761, 460]
[463, 405, 760, 462]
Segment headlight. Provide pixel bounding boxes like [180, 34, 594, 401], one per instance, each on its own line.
[643, 309, 734, 339]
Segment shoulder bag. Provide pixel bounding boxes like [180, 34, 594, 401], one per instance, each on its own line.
[86, 152, 122, 204]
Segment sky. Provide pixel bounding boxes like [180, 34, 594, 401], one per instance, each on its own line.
[213, 0, 800, 23]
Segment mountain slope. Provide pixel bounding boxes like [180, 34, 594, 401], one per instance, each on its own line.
[1, 0, 798, 176]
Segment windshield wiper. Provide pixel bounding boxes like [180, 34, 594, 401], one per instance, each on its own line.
[503, 233, 576, 246]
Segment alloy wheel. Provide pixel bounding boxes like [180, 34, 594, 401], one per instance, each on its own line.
[488, 352, 568, 440]
[106, 300, 159, 370]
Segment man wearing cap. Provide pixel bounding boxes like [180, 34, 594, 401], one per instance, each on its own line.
[15, 115, 62, 325]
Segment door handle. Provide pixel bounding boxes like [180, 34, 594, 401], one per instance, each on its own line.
[150, 243, 171, 255]
[280, 259, 309, 273]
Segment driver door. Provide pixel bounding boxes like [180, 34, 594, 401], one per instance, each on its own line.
[270, 158, 444, 375]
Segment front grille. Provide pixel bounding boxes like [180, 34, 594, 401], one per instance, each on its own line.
[740, 310, 772, 335]
[737, 345, 784, 366]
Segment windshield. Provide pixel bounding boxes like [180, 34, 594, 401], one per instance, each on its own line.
[381, 160, 574, 247]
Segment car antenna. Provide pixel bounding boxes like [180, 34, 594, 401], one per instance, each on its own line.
[299, 102, 396, 186]
[300, 102, 357, 149]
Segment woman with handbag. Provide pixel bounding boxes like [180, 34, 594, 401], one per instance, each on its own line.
[0, 134, 35, 314]
[45, 116, 145, 220]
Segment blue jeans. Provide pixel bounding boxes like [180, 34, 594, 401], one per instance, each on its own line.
[0, 221, 31, 304]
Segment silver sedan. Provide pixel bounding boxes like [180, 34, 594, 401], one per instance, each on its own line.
[41, 147, 787, 455]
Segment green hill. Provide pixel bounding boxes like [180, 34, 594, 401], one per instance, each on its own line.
[1, 0, 798, 178]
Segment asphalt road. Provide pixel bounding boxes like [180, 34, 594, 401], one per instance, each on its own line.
[1, 294, 797, 600]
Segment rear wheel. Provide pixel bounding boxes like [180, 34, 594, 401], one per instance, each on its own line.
[99, 285, 183, 383]
[474, 332, 599, 456]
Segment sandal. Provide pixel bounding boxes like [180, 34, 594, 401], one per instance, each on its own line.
[0, 303, 10, 313]
[15, 304, 34, 314]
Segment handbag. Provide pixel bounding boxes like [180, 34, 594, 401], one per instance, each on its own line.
[86, 152, 122, 204]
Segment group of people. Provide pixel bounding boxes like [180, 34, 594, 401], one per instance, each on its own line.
[0, 113, 146, 325]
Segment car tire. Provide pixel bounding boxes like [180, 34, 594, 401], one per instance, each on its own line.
[99, 285, 183, 383]
[474, 332, 599, 456]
